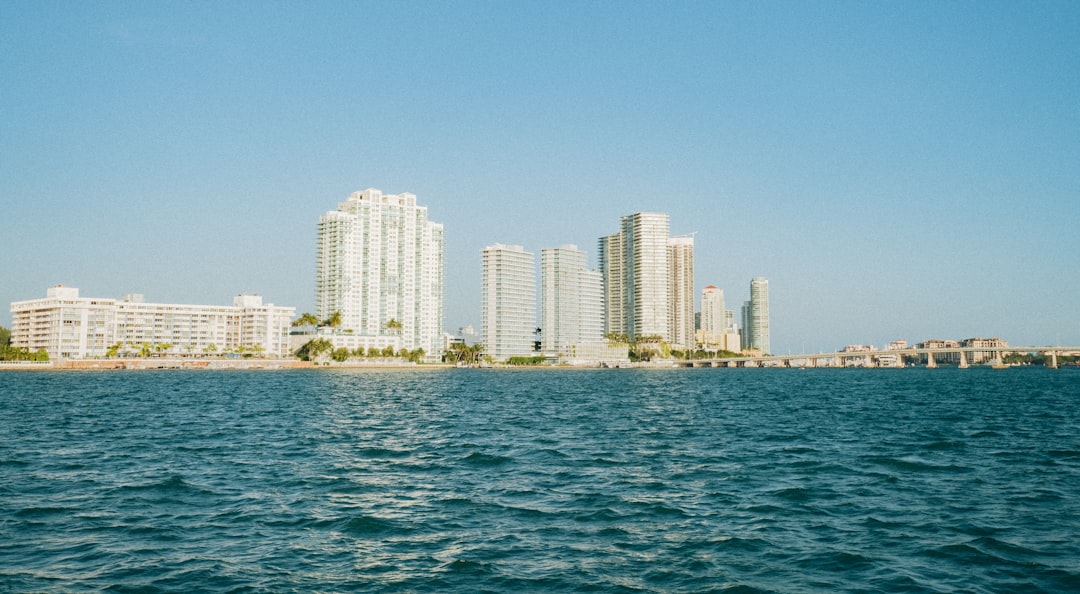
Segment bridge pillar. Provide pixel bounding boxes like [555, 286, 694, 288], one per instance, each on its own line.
[927, 352, 937, 369]
[958, 351, 969, 369]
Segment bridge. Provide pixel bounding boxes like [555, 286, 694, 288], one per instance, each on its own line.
[677, 346, 1079, 369]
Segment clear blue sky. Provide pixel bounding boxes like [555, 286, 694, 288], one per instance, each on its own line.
[3, 1, 1078, 352]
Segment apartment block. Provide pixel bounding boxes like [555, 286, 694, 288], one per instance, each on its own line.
[315, 188, 444, 359]
[10, 286, 294, 359]
[540, 245, 604, 354]
[482, 244, 536, 361]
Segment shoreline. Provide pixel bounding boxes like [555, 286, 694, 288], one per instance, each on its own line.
[0, 358, 455, 371]
[1, 359, 1065, 371]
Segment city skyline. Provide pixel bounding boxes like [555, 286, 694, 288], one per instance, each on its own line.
[3, 3, 1078, 352]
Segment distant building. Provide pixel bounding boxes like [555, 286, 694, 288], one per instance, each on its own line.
[600, 212, 695, 346]
[315, 188, 444, 359]
[540, 245, 604, 354]
[961, 337, 1008, 364]
[916, 339, 960, 365]
[599, 212, 671, 342]
[10, 286, 294, 359]
[747, 277, 770, 354]
[482, 244, 536, 361]
[695, 328, 740, 353]
[700, 285, 739, 351]
[667, 235, 695, 349]
[740, 300, 750, 351]
[701, 286, 724, 339]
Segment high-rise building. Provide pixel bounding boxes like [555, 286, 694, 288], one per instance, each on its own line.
[315, 188, 444, 358]
[667, 235, 695, 349]
[10, 285, 295, 359]
[599, 212, 671, 342]
[598, 233, 625, 337]
[482, 244, 536, 361]
[540, 245, 604, 353]
[748, 277, 770, 354]
[701, 286, 725, 338]
[698, 285, 740, 352]
[740, 300, 751, 351]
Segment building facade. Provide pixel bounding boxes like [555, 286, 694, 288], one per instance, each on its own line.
[540, 245, 604, 354]
[10, 286, 295, 359]
[482, 244, 536, 361]
[699, 285, 740, 352]
[599, 212, 671, 342]
[598, 233, 625, 337]
[315, 188, 444, 359]
[960, 337, 1009, 364]
[701, 286, 724, 338]
[747, 277, 770, 354]
[667, 235, 695, 349]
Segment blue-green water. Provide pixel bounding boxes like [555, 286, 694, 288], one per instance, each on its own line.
[2, 368, 1078, 592]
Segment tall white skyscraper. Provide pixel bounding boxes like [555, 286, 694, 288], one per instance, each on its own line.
[599, 212, 671, 342]
[540, 245, 604, 353]
[482, 244, 536, 361]
[598, 233, 625, 337]
[667, 235, 695, 349]
[315, 188, 444, 357]
[701, 285, 725, 338]
[748, 277, 770, 354]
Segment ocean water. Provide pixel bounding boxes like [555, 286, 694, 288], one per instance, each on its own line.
[1, 367, 1078, 593]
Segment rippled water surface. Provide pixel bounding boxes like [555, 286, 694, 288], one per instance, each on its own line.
[2, 368, 1079, 592]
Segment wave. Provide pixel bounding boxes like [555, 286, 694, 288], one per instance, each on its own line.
[462, 452, 513, 466]
[863, 456, 973, 473]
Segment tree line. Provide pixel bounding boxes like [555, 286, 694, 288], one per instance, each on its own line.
[296, 338, 426, 363]
[0, 326, 46, 361]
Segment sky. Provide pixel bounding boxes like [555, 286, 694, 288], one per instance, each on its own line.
[2, 1, 1078, 353]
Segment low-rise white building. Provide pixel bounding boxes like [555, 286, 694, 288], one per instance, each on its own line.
[10, 286, 295, 359]
[556, 341, 631, 367]
[696, 328, 741, 353]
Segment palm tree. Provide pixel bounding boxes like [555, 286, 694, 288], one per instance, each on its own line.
[385, 318, 403, 334]
[325, 311, 343, 329]
[292, 312, 321, 328]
